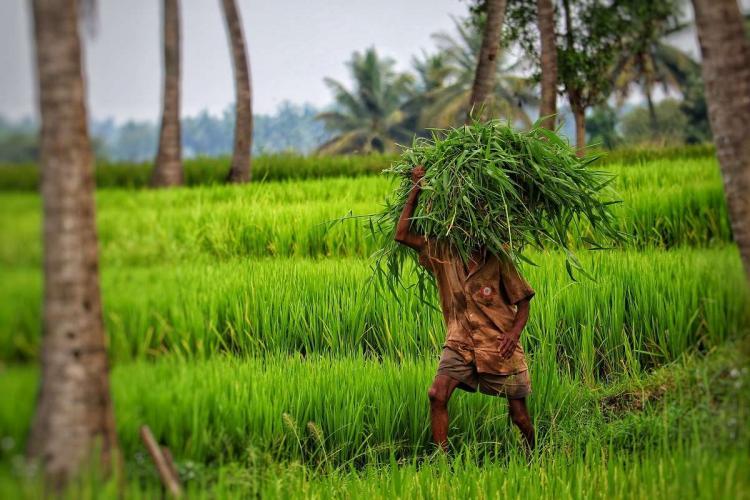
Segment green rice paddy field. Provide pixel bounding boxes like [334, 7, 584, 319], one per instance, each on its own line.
[0, 156, 748, 498]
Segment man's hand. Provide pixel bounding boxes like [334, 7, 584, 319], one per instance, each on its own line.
[499, 298, 530, 359]
[411, 165, 426, 184]
[498, 332, 519, 359]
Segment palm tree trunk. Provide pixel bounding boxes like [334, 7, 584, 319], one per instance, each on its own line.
[645, 87, 657, 131]
[561, 0, 584, 155]
[28, 0, 118, 487]
[692, 0, 750, 280]
[221, 0, 253, 183]
[536, 0, 557, 130]
[572, 101, 586, 157]
[562, 0, 574, 60]
[152, 0, 183, 187]
[467, 0, 508, 122]
[643, 64, 658, 133]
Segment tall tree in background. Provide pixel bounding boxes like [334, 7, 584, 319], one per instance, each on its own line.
[558, 0, 623, 155]
[152, 0, 182, 187]
[28, 0, 118, 486]
[467, 0, 509, 121]
[692, 0, 750, 280]
[610, 1, 696, 132]
[221, 0, 253, 183]
[536, 0, 557, 129]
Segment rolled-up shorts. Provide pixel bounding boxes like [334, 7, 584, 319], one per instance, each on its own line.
[437, 347, 532, 399]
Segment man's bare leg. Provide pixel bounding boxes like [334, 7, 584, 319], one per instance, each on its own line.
[427, 375, 461, 451]
[508, 397, 535, 451]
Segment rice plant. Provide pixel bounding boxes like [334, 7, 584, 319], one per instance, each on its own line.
[0, 159, 731, 269]
[1, 249, 747, 378]
[0, 339, 746, 469]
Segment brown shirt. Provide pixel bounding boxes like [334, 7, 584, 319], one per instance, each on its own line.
[418, 239, 535, 375]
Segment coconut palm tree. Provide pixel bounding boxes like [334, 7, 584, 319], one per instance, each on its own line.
[467, 0, 508, 119]
[152, 0, 182, 187]
[536, 0, 558, 130]
[692, 0, 750, 280]
[422, 17, 537, 129]
[221, 0, 253, 183]
[611, 3, 699, 131]
[316, 48, 414, 154]
[28, 0, 118, 486]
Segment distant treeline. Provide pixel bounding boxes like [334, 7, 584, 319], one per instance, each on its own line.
[0, 144, 715, 191]
[0, 101, 331, 164]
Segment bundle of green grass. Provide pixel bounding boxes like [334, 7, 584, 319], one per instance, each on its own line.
[372, 120, 625, 288]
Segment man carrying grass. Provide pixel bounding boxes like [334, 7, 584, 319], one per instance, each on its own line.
[395, 165, 536, 452]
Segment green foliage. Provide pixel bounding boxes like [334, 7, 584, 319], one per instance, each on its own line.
[507, 0, 691, 145]
[557, 0, 629, 111]
[374, 120, 625, 287]
[0, 162, 740, 378]
[508, 0, 634, 113]
[613, 41, 699, 103]
[503, 0, 547, 86]
[318, 16, 538, 141]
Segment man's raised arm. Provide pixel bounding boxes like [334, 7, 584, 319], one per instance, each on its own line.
[394, 165, 428, 251]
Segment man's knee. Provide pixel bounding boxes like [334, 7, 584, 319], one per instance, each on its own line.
[510, 411, 528, 428]
[509, 404, 531, 428]
[428, 382, 448, 408]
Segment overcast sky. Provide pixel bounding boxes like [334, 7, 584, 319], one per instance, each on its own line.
[1, 1, 747, 124]
[1, 0, 472, 122]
